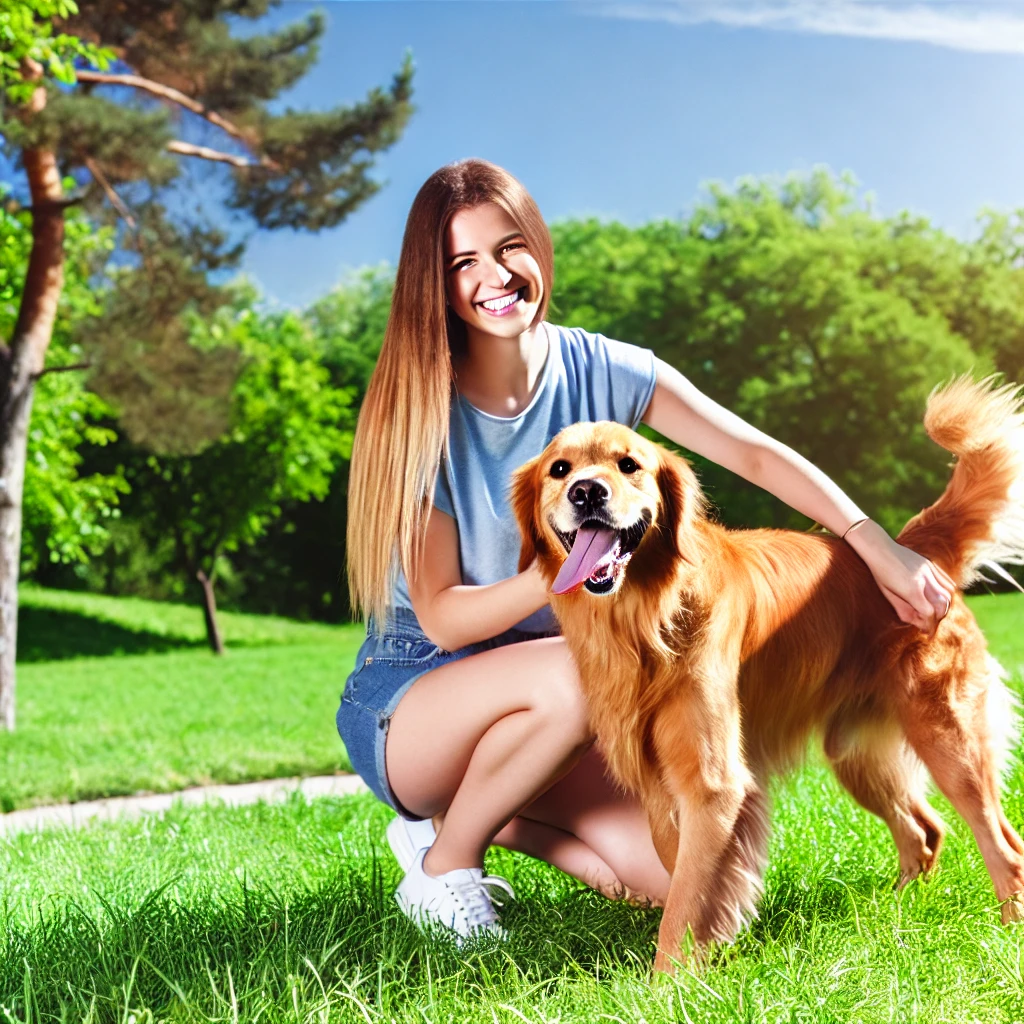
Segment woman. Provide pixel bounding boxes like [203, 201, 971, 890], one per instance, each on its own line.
[340, 159, 955, 940]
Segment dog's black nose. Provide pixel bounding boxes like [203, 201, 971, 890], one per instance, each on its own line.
[568, 478, 609, 512]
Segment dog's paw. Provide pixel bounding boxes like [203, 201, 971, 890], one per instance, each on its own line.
[653, 927, 709, 976]
[895, 858, 934, 890]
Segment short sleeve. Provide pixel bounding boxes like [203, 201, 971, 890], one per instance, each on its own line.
[594, 333, 659, 429]
[432, 458, 455, 517]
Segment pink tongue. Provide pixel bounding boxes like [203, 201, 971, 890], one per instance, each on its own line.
[551, 526, 620, 595]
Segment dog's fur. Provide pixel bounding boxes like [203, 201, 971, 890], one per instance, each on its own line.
[509, 375, 1024, 973]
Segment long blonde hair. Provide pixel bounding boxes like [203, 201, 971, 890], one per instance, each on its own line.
[346, 159, 555, 632]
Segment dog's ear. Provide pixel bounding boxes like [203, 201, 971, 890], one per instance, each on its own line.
[656, 448, 704, 565]
[509, 454, 548, 573]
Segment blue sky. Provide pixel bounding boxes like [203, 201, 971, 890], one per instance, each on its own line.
[6, 2, 1022, 307]
[235, 0, 1024, 307]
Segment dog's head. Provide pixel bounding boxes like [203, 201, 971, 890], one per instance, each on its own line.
[510, 421, 706, 598]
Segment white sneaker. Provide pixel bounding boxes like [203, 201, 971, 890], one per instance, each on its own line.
[386, 815, 437, 873]
[394, 848, 516, 944]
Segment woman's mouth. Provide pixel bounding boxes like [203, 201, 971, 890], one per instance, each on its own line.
[478, 288, 523, 317]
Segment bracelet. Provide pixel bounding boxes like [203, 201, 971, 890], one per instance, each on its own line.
[841, 516, 871, 540]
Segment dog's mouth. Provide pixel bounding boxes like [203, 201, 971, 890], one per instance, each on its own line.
[550, 510, 652, 596]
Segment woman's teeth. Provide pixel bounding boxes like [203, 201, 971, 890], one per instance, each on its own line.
[480, 290, 520, 313]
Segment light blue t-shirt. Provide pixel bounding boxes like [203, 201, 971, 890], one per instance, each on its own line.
[390, 322, 659, 636]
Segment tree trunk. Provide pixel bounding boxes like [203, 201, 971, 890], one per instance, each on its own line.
[0, 382, 39, 732]
[196, 569, 226, 655]
[0, 119, 65, 729]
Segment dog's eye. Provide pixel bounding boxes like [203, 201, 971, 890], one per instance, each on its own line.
[550, 460, 571, 479]
[618, 457, 639, 475]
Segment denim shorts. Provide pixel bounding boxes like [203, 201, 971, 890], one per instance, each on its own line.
[336, 606, 560, 819]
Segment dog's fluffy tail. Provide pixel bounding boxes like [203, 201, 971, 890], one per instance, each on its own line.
[897, 374, 1024, 589]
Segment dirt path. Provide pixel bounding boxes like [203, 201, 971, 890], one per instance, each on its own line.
[0, 774, 368, 835]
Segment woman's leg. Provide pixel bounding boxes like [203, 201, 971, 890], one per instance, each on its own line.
[496, 744, 671, 906]
[386, 636, 592, 875]
[385, 636, 669, 903]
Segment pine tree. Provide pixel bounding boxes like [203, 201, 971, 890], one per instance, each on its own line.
[0, 0, 414, 728]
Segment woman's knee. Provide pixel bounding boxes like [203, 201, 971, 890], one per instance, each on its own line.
[528, 637, 593, 743]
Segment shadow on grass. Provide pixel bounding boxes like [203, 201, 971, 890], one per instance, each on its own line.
[16, 606, 203, 662]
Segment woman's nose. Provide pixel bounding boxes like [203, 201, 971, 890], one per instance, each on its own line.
[494, 262, 512, 287]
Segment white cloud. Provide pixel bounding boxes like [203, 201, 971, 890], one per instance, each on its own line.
[588, 1, 1024, 55]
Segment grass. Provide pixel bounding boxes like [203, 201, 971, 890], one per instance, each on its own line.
[0, 777, 1022, 1021]
[1, 587, 363, 811]
[0, 588, 1021, 1019]
[16, 584, 343, 660]
[3, 588, 1021, 815]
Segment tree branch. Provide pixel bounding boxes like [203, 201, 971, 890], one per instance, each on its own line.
[32, 362, 91, 381]
[76, 70, 280, 171]
[83, 157, 136, 229]
[76, 70, 252, 146]
[166, 140, 267, 168]
[24, 194, 85, 213]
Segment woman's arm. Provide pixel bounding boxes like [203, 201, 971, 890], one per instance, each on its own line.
[406, 505, 549, 652]
[641, 357, 955, 632]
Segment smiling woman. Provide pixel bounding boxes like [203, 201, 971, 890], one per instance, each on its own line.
[339, 158, 955, 952]
[442, 204, 550, 416]
[342, 161, 672, 944]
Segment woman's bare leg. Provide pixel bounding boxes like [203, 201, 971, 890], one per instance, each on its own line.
[500, 744, 671, 905]
[385, 637, 670, 903]
[386, 636, 592, 875]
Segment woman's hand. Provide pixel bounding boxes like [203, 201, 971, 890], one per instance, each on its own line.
[844, 519, 957, 634]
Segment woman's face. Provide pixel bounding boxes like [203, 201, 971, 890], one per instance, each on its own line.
[444, 203, 543, 339]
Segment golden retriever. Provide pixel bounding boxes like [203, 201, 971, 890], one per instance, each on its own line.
[509, 376, 1024, 973]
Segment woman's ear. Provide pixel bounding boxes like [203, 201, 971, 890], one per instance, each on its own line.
[655, 449, 704, 565]
[509, 455, 547, 573]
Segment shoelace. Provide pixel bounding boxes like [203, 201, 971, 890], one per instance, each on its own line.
[446, 873, 516, 930]
[481, 874, 516, 903]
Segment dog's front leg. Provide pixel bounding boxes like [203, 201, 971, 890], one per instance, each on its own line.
[650, 682, 767, 974]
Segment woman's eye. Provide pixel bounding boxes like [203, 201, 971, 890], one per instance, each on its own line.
[618, 457, 639, 474]
[452, 259, 473, 272]
[501, 242, 524, 255]
[550, 459, 571, 479]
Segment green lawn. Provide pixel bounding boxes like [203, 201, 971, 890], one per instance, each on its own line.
[16, 584, 346, 659]
[0, 588, 1021, 1020]
[3, 588, 1021, 814]
[1, 587, 363, 811]
[0, 778, 1022, 1020]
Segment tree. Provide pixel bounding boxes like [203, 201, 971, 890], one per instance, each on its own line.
[1, 0, 101, 102]
[1, 190, 126, 576]
[113, 294, 355, 653]
[227, 264, 395, 622]
[0, 0, 413, 726]
[551, 170, 996, 536]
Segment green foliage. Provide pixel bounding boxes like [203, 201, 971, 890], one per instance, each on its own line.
[957, 209, 1024, 381]
[113, 291, 356, 601]
[306, 263, 395, 393]
[0, 190, 127, 573]
[234, 54, 415, 230]
[85, 206, 245, 457]
[223, 265, 396, 621]
[57, 268, 395, 619]
[0, 0, 109, 103]
[552, 170, 1002, 535]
